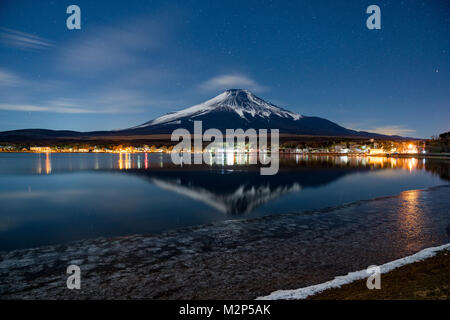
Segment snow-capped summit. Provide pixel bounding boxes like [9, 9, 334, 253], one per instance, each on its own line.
[134, 89, 302, 129]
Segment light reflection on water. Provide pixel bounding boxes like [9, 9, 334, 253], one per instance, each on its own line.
[398, 190, 424, 251]
[0, 152, 448, 251]
[21, 152, 440, 174]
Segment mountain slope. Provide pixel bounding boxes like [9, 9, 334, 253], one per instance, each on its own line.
[118, 89, 363, 136]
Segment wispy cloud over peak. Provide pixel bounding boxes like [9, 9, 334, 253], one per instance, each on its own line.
[199, 74, 267, 93]
[0, 28, 53, 50]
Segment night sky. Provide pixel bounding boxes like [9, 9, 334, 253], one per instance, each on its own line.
[0, 0, 449, 138]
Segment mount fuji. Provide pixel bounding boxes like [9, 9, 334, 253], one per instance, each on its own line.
[0, 89, 396, 140]
[117, 89, 369, 136]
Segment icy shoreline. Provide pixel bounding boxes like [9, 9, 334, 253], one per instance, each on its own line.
[258, 243, 450, 300]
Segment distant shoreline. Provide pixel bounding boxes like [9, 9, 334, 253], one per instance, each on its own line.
[0, 150, 449, 159]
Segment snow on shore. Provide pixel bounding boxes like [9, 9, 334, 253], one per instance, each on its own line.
[257, 243, 450, 300]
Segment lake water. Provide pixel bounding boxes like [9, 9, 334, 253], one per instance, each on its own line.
[0, 152, 448, 251]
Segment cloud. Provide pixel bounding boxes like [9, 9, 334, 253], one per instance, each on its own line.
[0, 12, 191, 121]
[0, 99, 141, 114]
[0, 69, 22, 86]
[199, 74, 267, 92]
[368, 125, 416, 136]
[0, 28, 53, 50]
[0, 103, 97, 114]
[0, 88, 158, 114]
[57, 17, 168, 74]
[0, 65, 179, 115]
[0, 104, 49, 112]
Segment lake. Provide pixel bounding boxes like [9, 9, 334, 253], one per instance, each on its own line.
[0, 152, 448, 251]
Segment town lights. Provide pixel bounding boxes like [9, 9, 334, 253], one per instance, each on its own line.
[406, 143, 418, 154]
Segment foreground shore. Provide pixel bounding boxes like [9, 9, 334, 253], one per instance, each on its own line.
[1, 185, 449, 299]
[309, 249, 449, 300]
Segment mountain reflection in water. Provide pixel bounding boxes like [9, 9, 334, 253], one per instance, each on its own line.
[133, 168, 363, 215]
[8, 153, 448, 215]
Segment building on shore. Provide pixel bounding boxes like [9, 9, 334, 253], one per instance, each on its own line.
[30, 147, 51, 153]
